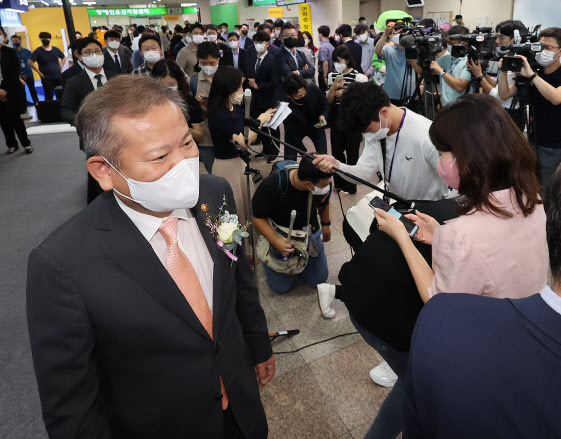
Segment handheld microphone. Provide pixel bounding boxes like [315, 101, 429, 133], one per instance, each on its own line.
[400, 35, 415, 49]
[244, 88, 252, 139]
[244, 117, 261, 130]
[269, 330, 300, 337]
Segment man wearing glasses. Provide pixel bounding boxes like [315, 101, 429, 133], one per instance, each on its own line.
[61, 37, 118, 204]
[498, 27, 561, 189]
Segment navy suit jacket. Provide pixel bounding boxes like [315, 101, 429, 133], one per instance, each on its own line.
[405, 292, 561, 439]
[249, 52, 276, 111]
[272, 46, 316, 101]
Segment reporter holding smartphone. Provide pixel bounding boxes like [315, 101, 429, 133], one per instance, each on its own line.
[498, 27, 561, 188]
[376, 93, 548, 303]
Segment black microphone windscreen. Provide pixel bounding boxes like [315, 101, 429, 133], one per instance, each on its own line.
[400, 35, 415, 49]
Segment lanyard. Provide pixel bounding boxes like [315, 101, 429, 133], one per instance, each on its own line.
[385, 108, 407, 185]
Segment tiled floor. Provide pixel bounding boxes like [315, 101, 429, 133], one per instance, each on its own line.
[215, 135, 396, 438]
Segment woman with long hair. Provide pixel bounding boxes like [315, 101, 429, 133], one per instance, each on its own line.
[151, 59, 205, 144]
[207, 66, 275, 257]
[355, 93, 548, 439]
[376, 93, 547, 303]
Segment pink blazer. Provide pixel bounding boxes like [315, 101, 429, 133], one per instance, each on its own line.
[429, 189, 548, 299]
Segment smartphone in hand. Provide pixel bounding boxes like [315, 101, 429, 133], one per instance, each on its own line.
[369, 197, 419, 237]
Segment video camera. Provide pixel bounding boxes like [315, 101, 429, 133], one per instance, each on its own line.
[500, 42, 543, 72]
[404, 34, 445, 64]
[450, 28, 496, 62]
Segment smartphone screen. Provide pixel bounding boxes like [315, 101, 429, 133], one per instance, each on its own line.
[369, 197, 419, 236]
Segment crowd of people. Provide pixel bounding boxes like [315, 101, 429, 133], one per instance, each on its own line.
[1, 9, 560, 439]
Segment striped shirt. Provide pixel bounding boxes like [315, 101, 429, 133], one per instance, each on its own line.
[327, 69, 358, 105]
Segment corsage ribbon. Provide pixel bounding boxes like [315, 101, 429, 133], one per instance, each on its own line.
[217, 240, 238, 262]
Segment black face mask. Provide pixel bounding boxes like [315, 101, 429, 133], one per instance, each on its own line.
[284, 37, 297, 49]
[241, 29, 248, 36]
[41, 39, 50, 46]
[13, 42, 21, 48]
[293, 95, 306, 105]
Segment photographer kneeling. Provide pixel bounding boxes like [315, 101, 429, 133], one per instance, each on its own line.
[498, 27, 561, 189]
[252, 158, 332, 294]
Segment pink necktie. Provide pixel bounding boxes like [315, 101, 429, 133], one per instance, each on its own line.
[159, 217, 229, 410]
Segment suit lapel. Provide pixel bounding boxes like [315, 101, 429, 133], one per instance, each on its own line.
[96, 193, 212, 341]
[191, 192, 229, 339]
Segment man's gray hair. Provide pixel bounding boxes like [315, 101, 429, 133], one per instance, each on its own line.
[75, 75, 188, 167]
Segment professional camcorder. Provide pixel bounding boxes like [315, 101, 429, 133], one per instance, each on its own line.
[500, 42, 543, 72]
[450, 28, 496, 62]
[404, 35, 445, 64]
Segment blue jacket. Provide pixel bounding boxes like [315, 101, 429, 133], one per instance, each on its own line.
[405, 292, 561, 438]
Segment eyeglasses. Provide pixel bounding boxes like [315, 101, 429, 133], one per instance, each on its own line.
[83, 49, 103, 56]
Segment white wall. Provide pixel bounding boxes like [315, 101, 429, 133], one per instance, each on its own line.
[374, 0, 513, 29]
[342, 0, 361, 24]
[359, 0, 381, 26]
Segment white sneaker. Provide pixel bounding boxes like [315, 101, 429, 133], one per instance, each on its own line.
[369, 361, 398, 388]
[317, 283, 336, 319]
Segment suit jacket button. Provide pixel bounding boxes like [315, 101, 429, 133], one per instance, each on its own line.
[215, 393, 224, 401]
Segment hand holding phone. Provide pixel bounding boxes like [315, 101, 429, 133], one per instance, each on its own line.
[369, 197, 419, 237]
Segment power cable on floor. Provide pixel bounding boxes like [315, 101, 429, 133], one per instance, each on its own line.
[273, 331, 359, 355]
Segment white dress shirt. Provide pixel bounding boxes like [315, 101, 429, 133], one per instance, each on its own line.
[115, 196, 215, 314]
[339, 109, 449, 202]
[85, 67, 107, 90]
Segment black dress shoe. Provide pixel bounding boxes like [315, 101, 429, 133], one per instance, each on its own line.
[24, 145, 33, 154]
[6, 146, 19, 155]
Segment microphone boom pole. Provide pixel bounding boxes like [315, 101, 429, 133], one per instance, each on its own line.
[243, 119, 414, 208]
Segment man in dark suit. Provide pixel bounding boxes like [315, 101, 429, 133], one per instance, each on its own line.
[60, 37, 118, 204]
[0, 28, 32, 155]
[272, 23, 315, 101]
[103, 29, 133, 74]
[27, 74, 274, 439]
[245, 24, 279, 77]
[404, 169, 561, 438]
[282, 74, 328, 161]
[248, 31, 279, 162]
[222, 32, 248, 77]
[239, 23, 254, 51]
[338, 24, 363, 73]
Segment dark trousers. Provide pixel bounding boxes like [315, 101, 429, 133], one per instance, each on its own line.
[318, 75, 328, 92]
[0, 100, 30, 149]
[330, 117, 361, 193]
[507, 107, 526, 132]
[253, 105, 280, 158]
[284, 118, 327, 161]
[223, 407, 244, 439]
[24, 76, 39, 104]
[41, 77, 62, 101]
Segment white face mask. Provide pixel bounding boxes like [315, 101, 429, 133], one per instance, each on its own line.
[392, 34, 400, 45]
[303, 38, 310, 46]
[185, 35, 192, 44]
[364, 112, 390, 142]
[200, 65, 218, 76]
[231, 90, 243, 106]
[333, 62, 347, 73]
[82, 53, 105, 68]
[447, 44, 452, 53]
[206, 34, 217, 42]
[143, 50, 161, 64]
[311, 184, 330, 196]
[222, 28, 227, 33]
[536, 49, 560, 67]
[192, 34, 205, 44]
[255, 43, 266, 54]
[229, 40, 239, 49]
[107, 40, 120, 49]
[104, 157, 200, 212]
[358, 33, 368, 43]
[168, 85, 178, 91]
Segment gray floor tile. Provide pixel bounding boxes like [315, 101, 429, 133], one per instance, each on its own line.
[260, 365, 348, 439]
[309, 340, 389, 431]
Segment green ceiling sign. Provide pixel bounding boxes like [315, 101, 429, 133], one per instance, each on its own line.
[87, 7, 168, 17]
[182, 6, 198, 13]
[252, 0, 277, 5]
